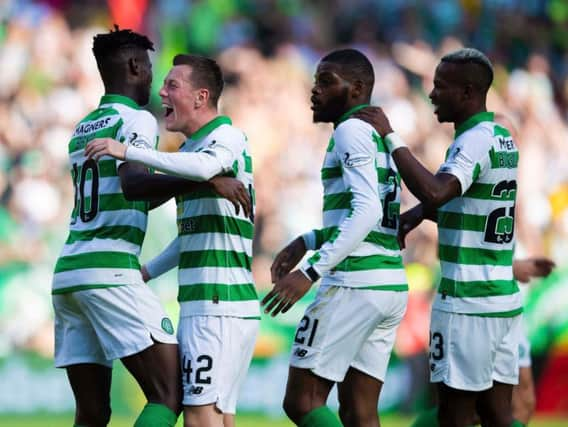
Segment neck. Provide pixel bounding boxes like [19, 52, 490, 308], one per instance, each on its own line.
[335, 100, 370, 125]
[345, 98, 369, 112]
[184, 108, 218, 137]
[104, 84, 141, 105]
[454, 104, 487, 129]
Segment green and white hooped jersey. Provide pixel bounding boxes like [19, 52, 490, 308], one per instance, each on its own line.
[434, 111, 521, 317]
[174, 117, 259, 318]
[52, 94, 157, 294]
[301, 106, 407, 290]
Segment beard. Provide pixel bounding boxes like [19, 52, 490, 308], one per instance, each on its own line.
[312, 88, 350, 123]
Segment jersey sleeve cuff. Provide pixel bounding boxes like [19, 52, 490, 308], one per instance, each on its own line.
[301, 231, 317, 251]
[144, 258, 166, 280]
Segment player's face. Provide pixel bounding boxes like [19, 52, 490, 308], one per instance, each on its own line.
[429, 62, 463, 123]
[311, 61, 351, 123]
[136, 51, 153, 106]
[159, 65, 199, 136]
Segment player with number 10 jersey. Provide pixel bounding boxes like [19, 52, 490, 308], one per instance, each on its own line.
[52, 94, 179, 366]
[53, 95, 158, 295]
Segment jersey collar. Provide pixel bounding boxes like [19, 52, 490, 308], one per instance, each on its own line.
[454, 111, 494, 138]
[99, 94, 141, 110]
[189, 115, 232, 141]
[334, 103, 370, 128]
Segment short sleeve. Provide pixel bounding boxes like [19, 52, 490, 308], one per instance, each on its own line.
[437, 128, 491, 194]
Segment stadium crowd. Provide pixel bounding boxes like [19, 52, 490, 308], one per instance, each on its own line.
[1, 0, 567, 399]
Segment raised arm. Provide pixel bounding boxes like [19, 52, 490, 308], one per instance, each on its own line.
[86, 130, 242, 182]
[355, 107, 462, 208]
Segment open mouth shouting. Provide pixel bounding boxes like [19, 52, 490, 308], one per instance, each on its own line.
[163, 103, 174, 118]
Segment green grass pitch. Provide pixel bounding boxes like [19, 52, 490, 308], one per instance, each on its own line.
[1, 414, 567, 427]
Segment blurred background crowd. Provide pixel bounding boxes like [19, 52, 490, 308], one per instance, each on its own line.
[1, 0, 568, 418]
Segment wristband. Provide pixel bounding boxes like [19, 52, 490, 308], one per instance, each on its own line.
[300, 265, 321, 282]
[384, 132, 408, 153]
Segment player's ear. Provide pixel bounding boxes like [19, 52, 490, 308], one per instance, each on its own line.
[351, 79, 364, 99]
[463, 83, 474, 100]
[195, 88, 210, 108]
[128, 57, 139, 76]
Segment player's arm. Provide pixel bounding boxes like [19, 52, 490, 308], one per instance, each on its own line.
[117, 161, 191, 202]
[356, 107, 462, 207]
[141, 237, 181, 282]
[87, 128, 251, 215]
[513, 257, 556, 283]
[397, 203, 438, 249]
[263, 121, 381, 315]
[86, 134, 240, 182]
[118, 165, 251, 216]
[111, 115, 189, 207]
[301, 123, 382, 276]
[269, 227, 327, 282]
[301, 228, 328, 251]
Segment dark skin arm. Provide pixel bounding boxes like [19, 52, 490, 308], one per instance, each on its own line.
[117, 162, 251, 217]
[355, 106, 460, 248]
[397, 203, 436, 249]
[355, 106, 462, 206]
[513, 258, 555, 283]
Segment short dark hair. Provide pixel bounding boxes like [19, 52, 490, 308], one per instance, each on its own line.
[441, 48, 494, 92]
[173, 54, 224, 107]
[92, 25, 154, 84]
[321, 48, 375, 96]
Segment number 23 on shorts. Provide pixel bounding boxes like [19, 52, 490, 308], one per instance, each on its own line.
[429, 331, 444, 361]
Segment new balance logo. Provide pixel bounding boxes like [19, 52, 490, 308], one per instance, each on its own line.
[294, 348, 308, 358]
[189, 386, 204, 395]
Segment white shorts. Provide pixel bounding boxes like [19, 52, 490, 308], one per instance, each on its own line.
[429, 309, 521, 391]
[518, 318, 532, 368]
[177, 316, 259, 414]
[290, 285, 407, 383]
[53, 283, 177, 368]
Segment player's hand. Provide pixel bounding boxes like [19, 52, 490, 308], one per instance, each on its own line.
[141, 265, 151, 282]
[261, 270, 312, 317]
[353, 106, 393, 138]
[209, 176, 251, 218]
[513, 257, 556, 283]
[85, 138, 127, 161]
[270, 237, 307, 282]
[398, 208, 423, 249]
